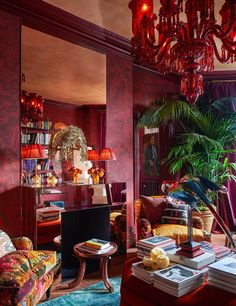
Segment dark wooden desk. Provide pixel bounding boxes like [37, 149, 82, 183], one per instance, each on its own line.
[120, 258, 236, 306]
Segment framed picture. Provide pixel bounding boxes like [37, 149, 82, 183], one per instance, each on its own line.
[141, 131, 159, 178]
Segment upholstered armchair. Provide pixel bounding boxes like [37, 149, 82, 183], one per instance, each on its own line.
[135, 196, 211, 245]
[0, 230, 57, 306]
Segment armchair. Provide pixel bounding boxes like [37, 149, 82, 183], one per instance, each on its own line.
[135, 196, 211, 245]
[0, 230, 57, 305]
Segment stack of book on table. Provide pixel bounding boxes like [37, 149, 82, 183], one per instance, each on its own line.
[131, 261, 159, 284]
[137, 236, 176, 259]
[36, 207, 64, 222]
[167, 248, 215, 270]
[208, 257, 236, 294]
[79, 238, 114, 254]
[153, 264, 204, 297]
[199, 241, 233, 260]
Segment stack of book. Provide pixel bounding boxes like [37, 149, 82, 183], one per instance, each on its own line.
[167, 248, 215, 270]
[137, 236, 176, 259]
[200, 241, 232, 260]
[131, 260, 159, 284]
[79, 238, 114, 254]
[36, 207, 64, 222]
[153, 264, 204, 297]
[208, 257, 236, 294]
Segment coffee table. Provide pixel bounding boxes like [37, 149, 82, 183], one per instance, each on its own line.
[67, 241, 118, 292]
[120, 258, 236, 306]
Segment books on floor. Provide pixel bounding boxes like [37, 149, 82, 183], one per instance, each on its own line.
[208, 257, 236, 294]
[131, 260, 159, 284]
[167, 248, 215, 270]
[153, 264, 204, 297]
[85, 238, 111, 250]
[137, 236, 176, 259]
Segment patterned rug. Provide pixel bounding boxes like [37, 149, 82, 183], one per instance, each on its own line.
[39, 276, 121, 306]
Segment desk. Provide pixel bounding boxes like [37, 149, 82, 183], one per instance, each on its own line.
[120, 258, 236, 306]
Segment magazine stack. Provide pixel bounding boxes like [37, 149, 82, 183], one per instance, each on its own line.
[208, 257, 236, 294]
[200, 241, 233, 260]
[137, 236, 176, 259]
[166, 248, 215, 269]
[153, 264, 204, 297]
[79, 238, 114, 254]
[131, 261, 159, 284]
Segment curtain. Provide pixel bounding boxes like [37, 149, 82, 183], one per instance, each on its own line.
[206, 81, 236, 231]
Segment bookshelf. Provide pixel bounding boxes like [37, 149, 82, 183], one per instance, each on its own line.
[21, 119, 54, 187]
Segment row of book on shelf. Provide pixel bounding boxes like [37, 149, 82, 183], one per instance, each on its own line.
[132, 235, 236, 297]
[21, 132, 51, 145]
[21, 120, 52, 130]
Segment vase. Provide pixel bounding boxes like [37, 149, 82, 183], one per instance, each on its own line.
[92, 174, 100, 184]
[73, 173, 79, 184]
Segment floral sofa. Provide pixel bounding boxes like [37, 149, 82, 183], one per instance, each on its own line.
[0, 230, 57, 305]
[135, 196, 211, 244]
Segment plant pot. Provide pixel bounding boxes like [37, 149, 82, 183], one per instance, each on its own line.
[192, 209, 214, 233]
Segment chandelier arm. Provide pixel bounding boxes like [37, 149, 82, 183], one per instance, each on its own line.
[208, 37, 231, 64]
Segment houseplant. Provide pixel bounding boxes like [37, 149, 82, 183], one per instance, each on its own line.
[138, 94, 236, 232]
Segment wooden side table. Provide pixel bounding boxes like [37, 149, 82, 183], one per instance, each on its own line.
[67, 242, 118, 292]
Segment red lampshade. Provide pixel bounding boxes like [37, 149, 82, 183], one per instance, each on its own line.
[25, 144, 44, 159]
[87, 149, 99, 161]
[100, 148, 116, 161]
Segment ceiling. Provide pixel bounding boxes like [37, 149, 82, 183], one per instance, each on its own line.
[22, 0, 236, 105]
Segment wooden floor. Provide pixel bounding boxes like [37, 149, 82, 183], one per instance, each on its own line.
[41, 234, 228, 302]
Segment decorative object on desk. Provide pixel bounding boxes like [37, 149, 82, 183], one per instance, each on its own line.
[88, 165, 105, 184]
[46, 173, 58, 187]
[31, 174, 42, 188]
[21, 90, 44, 123]
[129, 1, 236, 104]
[49, 125, 87, 162]
[161, 175, 236, 257]
[68, 167, 82, 184]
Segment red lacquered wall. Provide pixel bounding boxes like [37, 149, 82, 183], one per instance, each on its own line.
[0, 11, 21, 237]
[106, 53, 136, 247]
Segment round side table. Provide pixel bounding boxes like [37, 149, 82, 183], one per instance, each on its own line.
[68, 241, 118, 292]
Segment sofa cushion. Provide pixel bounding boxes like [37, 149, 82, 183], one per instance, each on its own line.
[24, 250, 56, 279]
[0, 231, 16, 259]
[140, 195, 166, 225]
[161, 202, 188, 225]
[152, 224, 204, 245]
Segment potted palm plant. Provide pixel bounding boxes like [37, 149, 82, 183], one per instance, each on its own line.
[138, 94, 236, 232]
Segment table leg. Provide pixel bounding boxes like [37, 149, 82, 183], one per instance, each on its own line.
[67, 257, 86, 289]
[101, 256, 114, 293]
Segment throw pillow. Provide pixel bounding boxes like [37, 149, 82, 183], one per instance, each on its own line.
[0, 230, 16, 258]
[161, 202, 188, 225]
[140, 195, 167, 225]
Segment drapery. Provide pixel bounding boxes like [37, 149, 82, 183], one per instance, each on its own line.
[206, 81, 236, 231]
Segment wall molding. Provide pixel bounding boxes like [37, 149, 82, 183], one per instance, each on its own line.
[0, 0, 131, 58]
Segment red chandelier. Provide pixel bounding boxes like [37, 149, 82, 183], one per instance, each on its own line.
[129, 0, 236, 104]
[21, 90, 44, 123]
